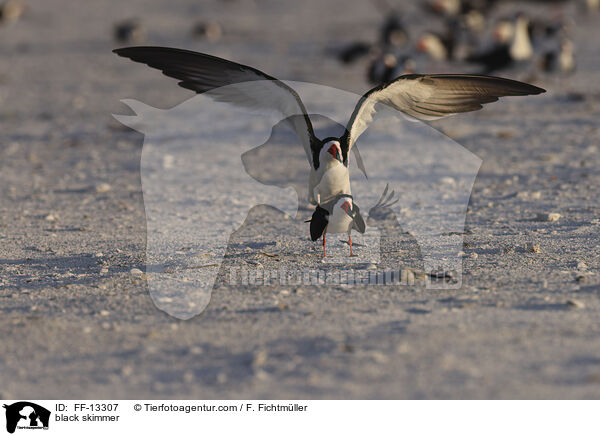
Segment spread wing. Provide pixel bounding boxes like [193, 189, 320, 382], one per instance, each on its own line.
[343, 74, 546, 150]
[114, 46, 319, 166]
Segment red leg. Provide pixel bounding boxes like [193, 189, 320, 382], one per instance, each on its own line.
[322, 233, 326, 257]
[349, 234, 353, 257]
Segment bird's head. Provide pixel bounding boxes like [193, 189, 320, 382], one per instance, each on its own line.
[432, 0, 460, 15]
[494, 20, 514, 43]
[338, 198, 353, 216]
[320, 139, 343, 164]
[417, 33, 447, 60]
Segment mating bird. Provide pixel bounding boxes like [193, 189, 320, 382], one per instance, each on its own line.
[114, 46, 545, 254]
[307, 184, 399, 257]
[307, 193, 366, 257]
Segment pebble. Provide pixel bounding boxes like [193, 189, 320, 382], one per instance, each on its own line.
[517, 191, 542, 199]
[162, 155, 175, 169]
[502, 246, 515, 254]
[99, 310, 110, 317]
[526, 242, 541, 253]
[189, 346, 203, 355]
[95, 183, 112, 193]
[216, 372, 227, 384]
[252, 350, 268, 368]
[340, 343, 354, 353]
[536, 212, 561, 222]
[577, 261, 588, 271]
[566, 299, 585, 309]
[130, 268, 144, 276]
[439, 176, 456, 185]
[44, 214, 56, 222]
[370, 351, 389, 364]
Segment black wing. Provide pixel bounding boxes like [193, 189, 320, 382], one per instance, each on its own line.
[351, 204, 366, 234]
[309, 206, 329, 241]
[114, 46, 320, 166]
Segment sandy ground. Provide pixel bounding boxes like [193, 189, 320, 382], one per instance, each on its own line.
[1, 0, 600, 399]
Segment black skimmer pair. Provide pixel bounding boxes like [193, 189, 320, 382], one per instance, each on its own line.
[114, 46, 545, 257]
[306, 194, 365, 257]
[307, 184, 398, 257]
[367, 51, 415, 85]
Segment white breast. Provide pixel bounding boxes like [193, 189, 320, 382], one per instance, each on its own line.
[325, 198, 354, 234]
[510, 17, 533, 61]
[314, 162, 351, 203]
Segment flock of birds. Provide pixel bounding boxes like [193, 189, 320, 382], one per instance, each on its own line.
[335, 0, 589, 84]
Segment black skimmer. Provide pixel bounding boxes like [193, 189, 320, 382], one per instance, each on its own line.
[417, 31, 454, 61]
[335, 13, 407, 66]
[585, 0, 600, 12]
[541, 38, 575, 74]
[380, 14, 408, 48]
[309, 184, 403, 258]
[558, 39, 575, 73]
[114, 47, 545, 252]
[113, 19, 146, 44]
[424, 0, 497, 20]
[191, 21, 223, 42]
[337, 41, 372, 64]
[424, 0, 462, 17]
[466, 14, 533, 73]
[306, 193, 366, 257]
[0, 0, 25, 23]
[367, 49, 416, 85]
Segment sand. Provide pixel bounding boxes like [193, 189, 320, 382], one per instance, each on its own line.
[1, 0, 600, 399]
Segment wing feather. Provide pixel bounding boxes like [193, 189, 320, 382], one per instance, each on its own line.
[344, 74, 545, 149]
[114, 46, 319, 165]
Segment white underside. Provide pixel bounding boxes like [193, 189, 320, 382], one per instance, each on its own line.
[308, 160, 351, 204]
[325, 205, 353, 235]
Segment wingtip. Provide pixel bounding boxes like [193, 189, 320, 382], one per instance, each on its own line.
[112, 46, 153, 57]
[526, 82, 546, 95]
[112, 47, 127, 55]
[511, 79, 546, 95]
